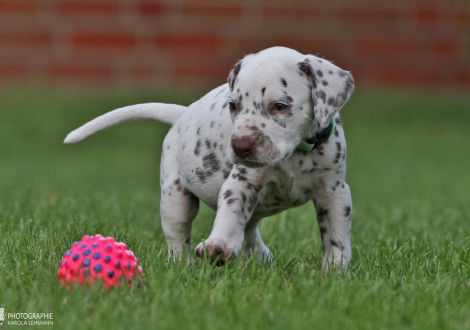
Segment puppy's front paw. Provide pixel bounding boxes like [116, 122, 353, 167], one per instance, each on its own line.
[195, 238, 240, 265]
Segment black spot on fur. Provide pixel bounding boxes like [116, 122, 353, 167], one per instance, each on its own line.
[298, 62, 317, 89]
[330, 240, 345, 251]
[334, 142, 342, 164]
[223, 190, 233, 199]
[344, 206, 351, 217]
[317, 145, 324, 156]
[247, 183, 261, 193]
[195, 152, 221, 183]
[317, 207, 328, 222]
[281, 78, 287, 87]
[227, 198, 238, 206]
[203, 153, 220, 172]
[261, 87, 266, 95]
[232, 173, 247, 181]
[228, 61, 242, 91]
[345, 75, 354, 93]
[315, 70, 323, 78]
[194, 140, 201, 156]
[195, 169, 206, 183]
[318, 90, 326, 103]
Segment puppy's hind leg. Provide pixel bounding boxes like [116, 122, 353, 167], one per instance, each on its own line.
[160, 130, 199, 260]
[244, 220, 273, 262]
[160, 184, 199, 260]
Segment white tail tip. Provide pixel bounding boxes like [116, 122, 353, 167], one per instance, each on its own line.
[63, 131, 82, 144]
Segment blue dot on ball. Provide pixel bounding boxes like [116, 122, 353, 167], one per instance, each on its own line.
[94, 264, 103, 272]
[80, 244, 86, 249]
[82, 258, 90, 267]
[108, 270, 114, 277]
[104, 255, 111, 262]
[126, 262, 131, 270]
[116, 260, 121, 268]
[92, 243, 98, 248]
[84, 269, 90, 275]
[92, 252, 100, 259]
[105, 244, 111, 250]
[83, 249, 91, 256]
[72, 253, 79, 261]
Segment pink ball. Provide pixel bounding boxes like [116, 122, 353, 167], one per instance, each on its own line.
[58, 234, 142, 288]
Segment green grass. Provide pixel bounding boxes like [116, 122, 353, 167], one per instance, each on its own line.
[0, 86, 469, 329]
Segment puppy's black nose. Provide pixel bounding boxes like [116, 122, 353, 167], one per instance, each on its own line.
[231, 135, 254, 158]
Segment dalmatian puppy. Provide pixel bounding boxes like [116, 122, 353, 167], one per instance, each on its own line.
[64, 46, 355, 272]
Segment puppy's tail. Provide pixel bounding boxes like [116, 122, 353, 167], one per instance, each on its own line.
[64, 103, 185, 144]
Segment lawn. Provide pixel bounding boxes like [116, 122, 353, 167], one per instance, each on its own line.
[0, 86, 469, 330]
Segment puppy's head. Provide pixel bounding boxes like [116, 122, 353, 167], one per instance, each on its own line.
[226, 47, 354, 168]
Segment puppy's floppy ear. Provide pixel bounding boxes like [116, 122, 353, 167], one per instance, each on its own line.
[227, 60, 242, 91]
[298, 57, 354, 128]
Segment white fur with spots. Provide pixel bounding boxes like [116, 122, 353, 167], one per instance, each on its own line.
[65, 47, 355, 273]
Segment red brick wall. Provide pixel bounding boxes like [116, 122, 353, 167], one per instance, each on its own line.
[0, 0, 469, 89]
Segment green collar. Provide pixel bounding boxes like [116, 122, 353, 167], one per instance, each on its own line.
[296, 118, 336, 151]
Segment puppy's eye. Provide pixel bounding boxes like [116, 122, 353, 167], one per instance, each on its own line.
[273, 103, 288, 112]
[229, 102, 237, 112]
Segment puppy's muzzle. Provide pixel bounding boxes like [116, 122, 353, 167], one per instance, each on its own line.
[231, 135, 255, 159]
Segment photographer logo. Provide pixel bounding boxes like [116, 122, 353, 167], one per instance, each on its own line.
[0, 305, 53, 327]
